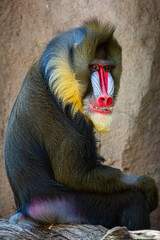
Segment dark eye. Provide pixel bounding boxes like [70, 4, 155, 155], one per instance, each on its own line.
[92, 65, 99, 71]
[104, 65, 112, 72]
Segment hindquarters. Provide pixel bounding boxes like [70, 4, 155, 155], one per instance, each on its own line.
[10, 188, 150, 230]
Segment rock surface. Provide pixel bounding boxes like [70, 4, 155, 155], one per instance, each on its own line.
[0, 0, 159, 229]
[0, 219, 160, 240]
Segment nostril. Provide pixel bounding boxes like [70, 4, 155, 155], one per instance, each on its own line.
[106, 97, 113, 107]
[97, 96, 113, 107]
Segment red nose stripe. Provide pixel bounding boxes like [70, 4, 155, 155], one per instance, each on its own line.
[98, 67, 108, 95]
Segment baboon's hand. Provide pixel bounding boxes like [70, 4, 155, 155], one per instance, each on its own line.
[138, 175, 158, 212]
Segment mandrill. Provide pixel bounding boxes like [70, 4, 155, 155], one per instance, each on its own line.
[5, 19, 158, 230]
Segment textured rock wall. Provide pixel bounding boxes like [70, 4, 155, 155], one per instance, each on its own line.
[0, 0, 159, 229]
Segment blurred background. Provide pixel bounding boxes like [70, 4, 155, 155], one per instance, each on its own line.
[0, 0, 160, 230]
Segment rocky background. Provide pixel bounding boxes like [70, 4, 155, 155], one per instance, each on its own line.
[0, 0, 159, 230]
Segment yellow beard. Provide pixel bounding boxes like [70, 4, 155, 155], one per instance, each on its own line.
[89, 112, 112, 132]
